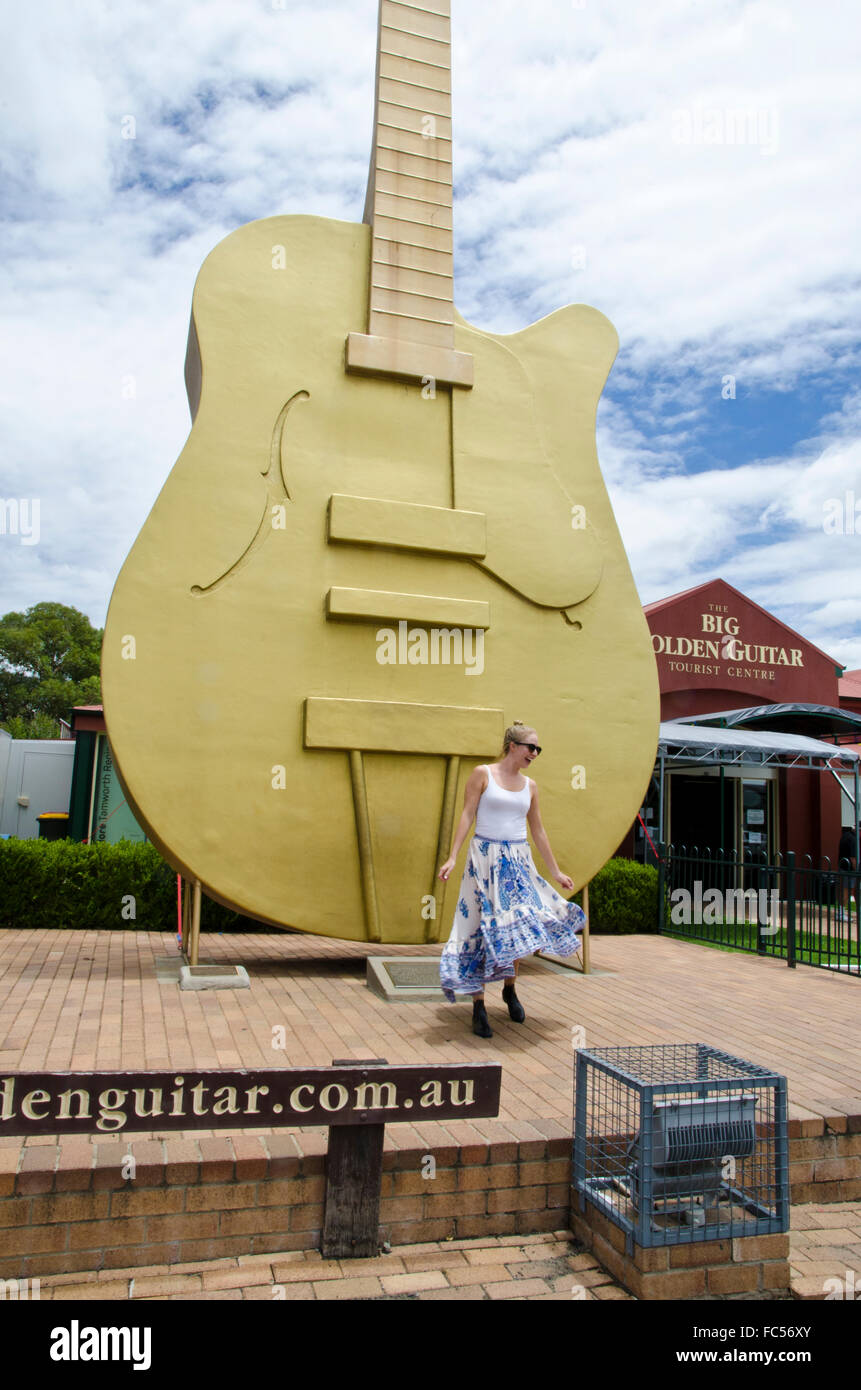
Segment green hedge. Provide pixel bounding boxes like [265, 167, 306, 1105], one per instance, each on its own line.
[573, 857, 661, 934]
[0, 839, 660, 935]
[0, 839, 267, 932]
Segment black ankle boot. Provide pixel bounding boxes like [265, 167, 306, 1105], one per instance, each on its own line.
[472, 999, 493, 1038]
[502, 982, 525, 1022]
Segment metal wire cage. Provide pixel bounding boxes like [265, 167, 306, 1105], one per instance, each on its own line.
[573, 1043, 789, 1250]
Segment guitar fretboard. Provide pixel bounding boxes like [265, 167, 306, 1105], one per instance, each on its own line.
[347, 0, 473, 388]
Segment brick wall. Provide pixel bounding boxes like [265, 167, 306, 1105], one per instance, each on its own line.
[0, 1133, 570, 1280]
[570, 1198, 791, 1299]
[1, 1110, 858, 1279]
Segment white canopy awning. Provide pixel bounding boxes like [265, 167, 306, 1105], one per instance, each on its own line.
[659, 720, 860, 769]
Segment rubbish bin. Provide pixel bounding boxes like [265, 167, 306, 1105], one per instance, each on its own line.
[36, 813, 71, 841]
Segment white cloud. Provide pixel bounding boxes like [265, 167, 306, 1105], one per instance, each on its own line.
[0, 0, 859, 670]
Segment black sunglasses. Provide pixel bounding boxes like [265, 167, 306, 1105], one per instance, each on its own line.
[513, 740, 542, 755]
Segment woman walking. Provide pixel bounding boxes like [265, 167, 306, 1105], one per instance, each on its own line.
[438, 721, 585, 1037]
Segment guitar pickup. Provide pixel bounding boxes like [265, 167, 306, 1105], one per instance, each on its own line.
[327, 494, 486, 559]
[325, 587, 490, 629]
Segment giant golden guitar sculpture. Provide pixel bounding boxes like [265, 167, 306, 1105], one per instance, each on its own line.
[102, 0, 659, 944]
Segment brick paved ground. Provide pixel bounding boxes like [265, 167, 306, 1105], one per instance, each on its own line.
[0, 929, 858, 1141]
[2, 929, 860, 1299]
[26, 1205, 861, 1300]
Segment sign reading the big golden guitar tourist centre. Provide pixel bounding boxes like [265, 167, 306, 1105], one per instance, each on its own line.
[0, 1065, 501, 1136]
[651, 605, 805, 683]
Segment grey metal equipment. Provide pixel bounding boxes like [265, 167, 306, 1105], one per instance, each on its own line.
[627, 1093, 758, 1227]
[573, 1043, 789, 1251]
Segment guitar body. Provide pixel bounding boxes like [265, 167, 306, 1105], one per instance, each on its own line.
[102, 211, 659, 943]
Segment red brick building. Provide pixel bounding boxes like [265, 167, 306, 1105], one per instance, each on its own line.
[619, 579, 860, 865]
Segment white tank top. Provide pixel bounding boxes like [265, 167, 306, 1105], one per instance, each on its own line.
[474, 765, 532, 841]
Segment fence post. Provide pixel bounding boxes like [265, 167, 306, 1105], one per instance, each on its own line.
[656, 842, 666, 934]
[786, 851, 796, 969]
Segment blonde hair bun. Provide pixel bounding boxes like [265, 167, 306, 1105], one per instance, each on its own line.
[502, 720, 531, 755]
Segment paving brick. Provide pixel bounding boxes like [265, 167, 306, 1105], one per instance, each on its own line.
[130, 1273, 202, 1297]
[312, 1276, 384, 1300]
[792, 1275, 831, 1300]
[167, 1289, 244, 1301]
[52, 1281, 131, 1301]
[232, 1138, 269, 1180]
[197, 1139, 234, 1182]
[264, 1135, 303, 1177]
[200, 1266, 275, 1291]
[160, 1141, 199, 1185]
[415, 1285, 488, 1300]
[484, 1277, 552, 1299]
[55, 1144, 95, 1192]
[271, 1260, 343, 1284]
[380, 1271, 448, 1294]
[402, 1251, 467, 1273]
[463, 1246, 516, 1266]
[260, 1281, 316, 1300]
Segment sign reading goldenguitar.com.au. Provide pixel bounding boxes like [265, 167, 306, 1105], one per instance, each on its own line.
[0, 1065, 502, 1136]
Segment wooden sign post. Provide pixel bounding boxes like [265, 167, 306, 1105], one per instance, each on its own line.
[1, 1060, 502, 1259]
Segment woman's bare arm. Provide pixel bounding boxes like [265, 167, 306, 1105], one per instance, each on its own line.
[438, 766, 488, 880]
[527, 783, 574, 890]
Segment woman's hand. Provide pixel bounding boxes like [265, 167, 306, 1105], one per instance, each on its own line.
[438, 857, 456, 881]
[555, 871, 574, 892]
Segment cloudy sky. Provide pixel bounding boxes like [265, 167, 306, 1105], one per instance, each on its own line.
[2, 0, 859, 669]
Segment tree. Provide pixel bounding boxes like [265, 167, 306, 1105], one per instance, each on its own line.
[0, 602, 102, 736]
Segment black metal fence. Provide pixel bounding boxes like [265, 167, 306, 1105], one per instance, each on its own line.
[656, 843, 861, 974]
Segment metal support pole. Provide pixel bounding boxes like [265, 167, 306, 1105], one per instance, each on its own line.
[785, 851, 796, 969]
[581, 882, 591, 975]
[658, 752, 666, 845]
[656, 841, 666, 934]
[189, 879, 202, 967]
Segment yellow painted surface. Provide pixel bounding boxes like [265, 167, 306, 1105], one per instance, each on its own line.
[102, 213, 660, 942]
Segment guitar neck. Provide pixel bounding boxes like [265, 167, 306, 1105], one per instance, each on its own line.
[347, 0, 473, 389]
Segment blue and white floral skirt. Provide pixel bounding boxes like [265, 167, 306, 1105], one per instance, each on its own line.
[439, 836, 585, 1002]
